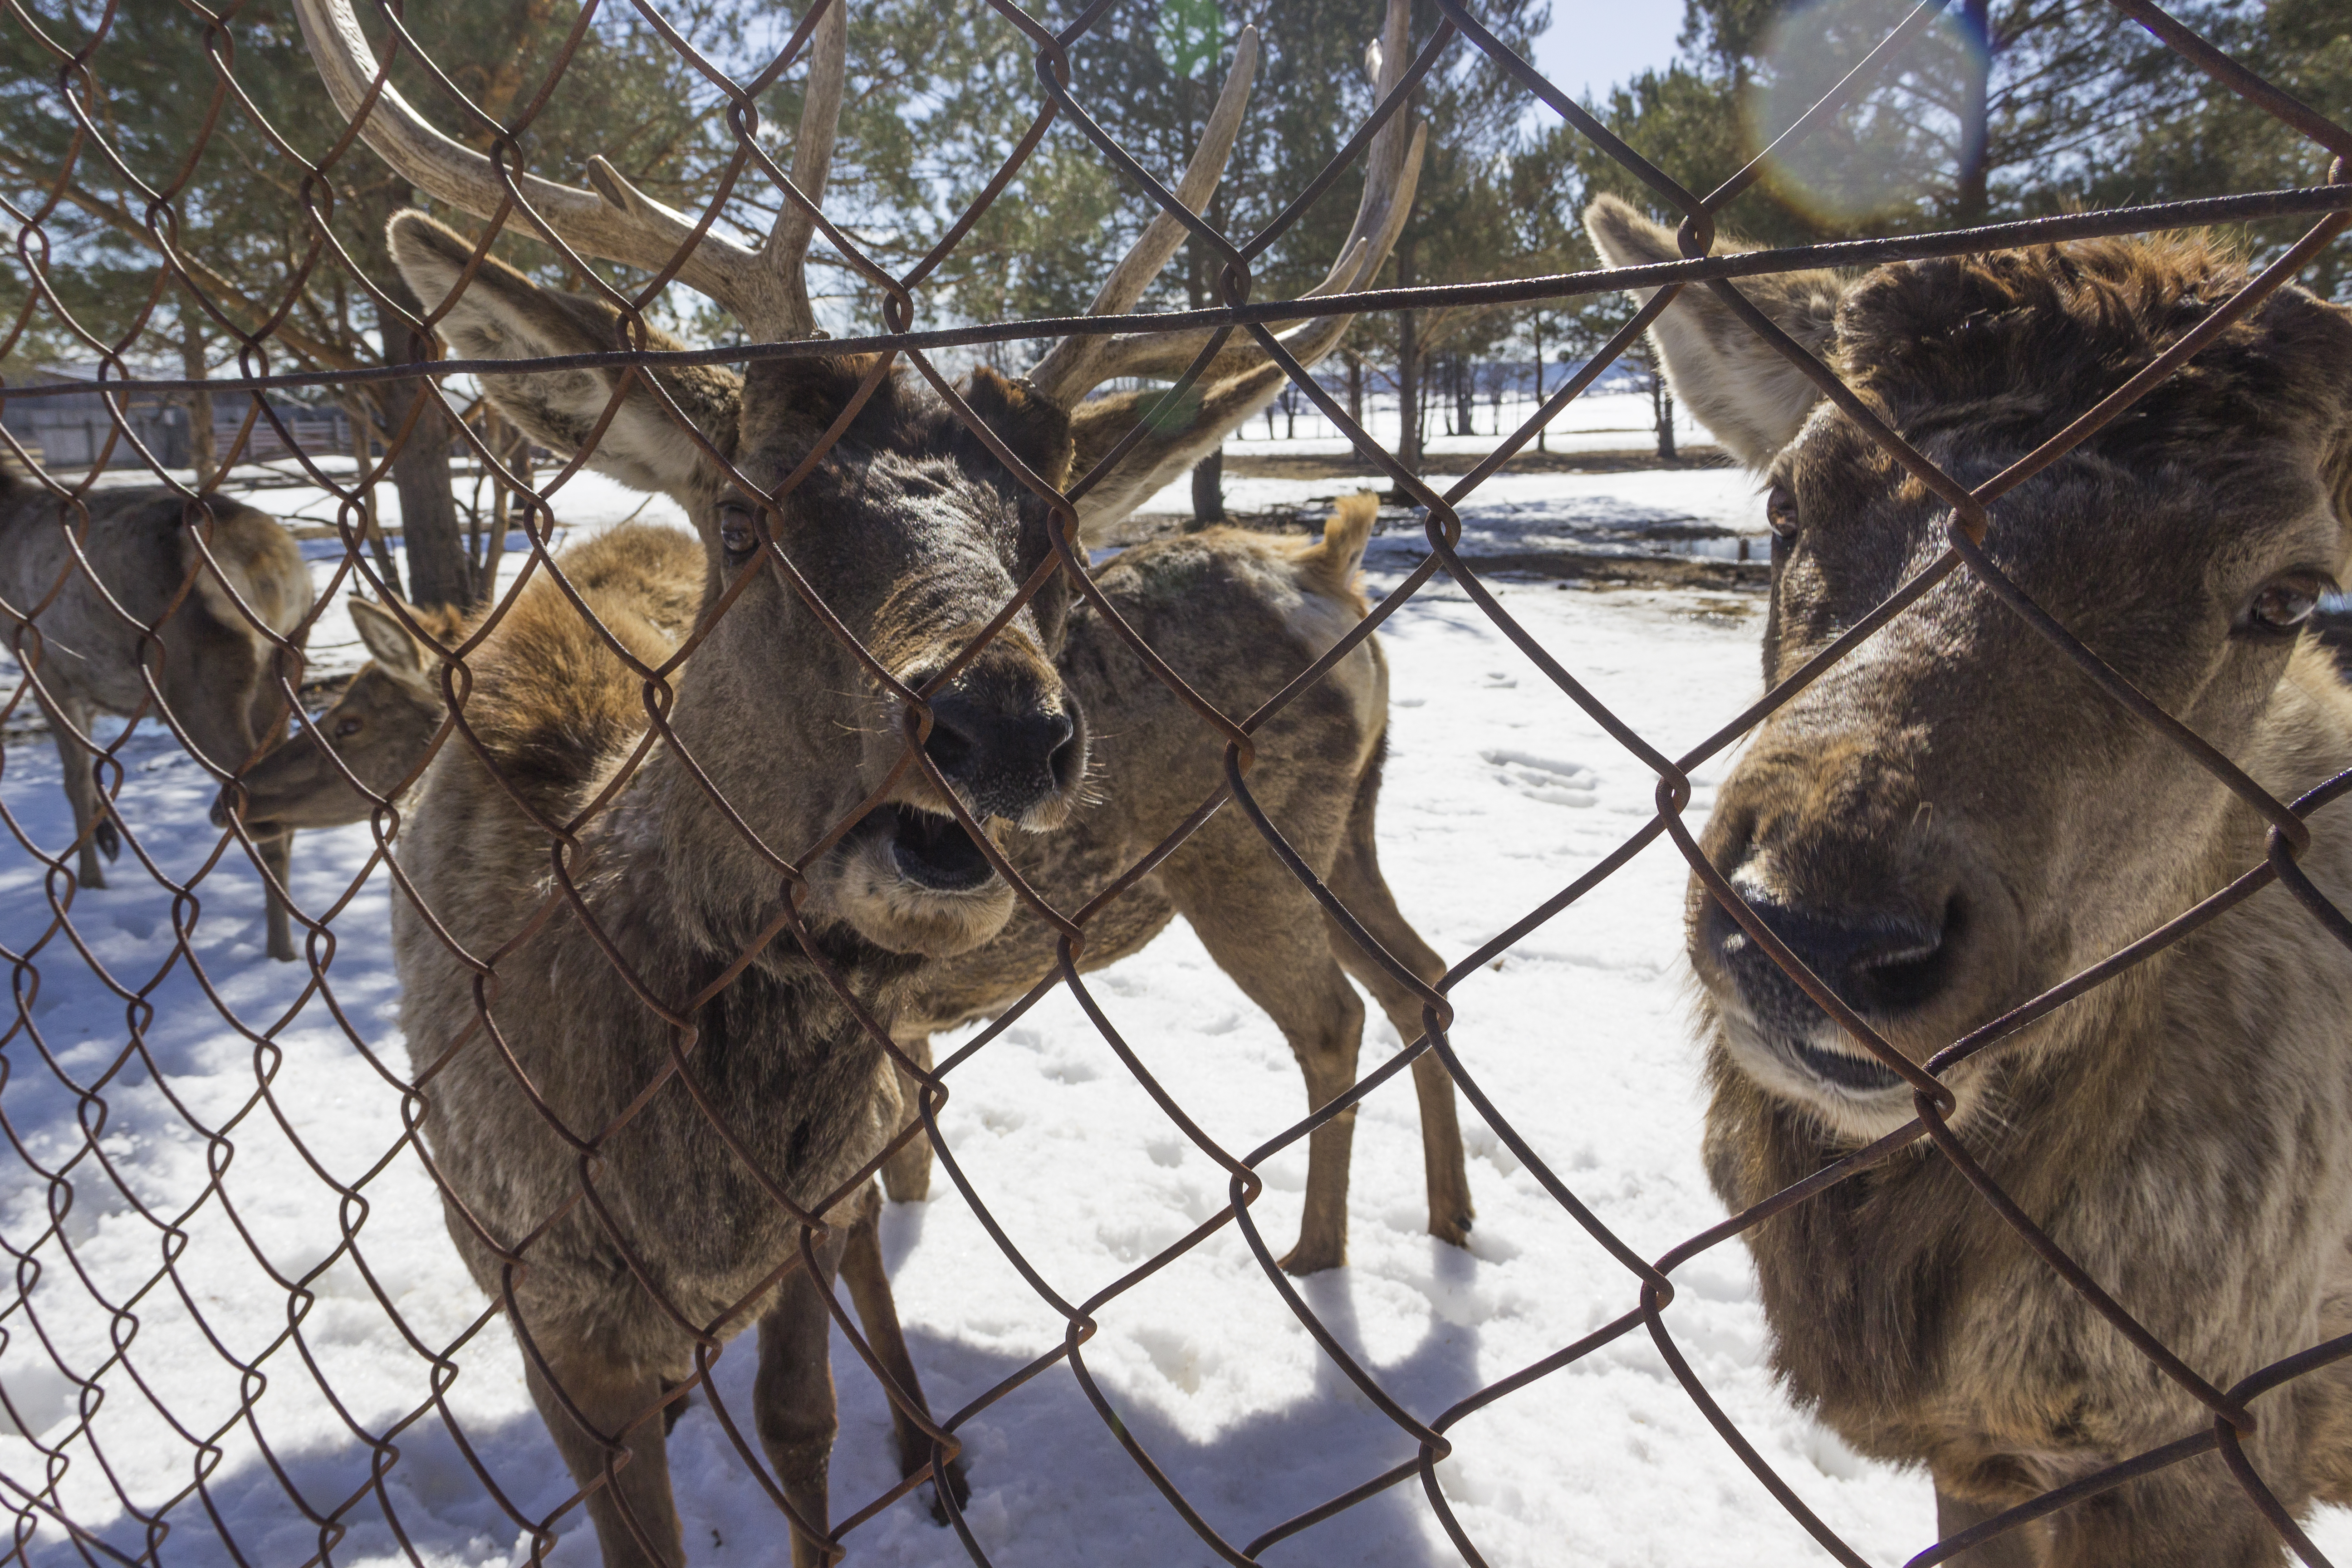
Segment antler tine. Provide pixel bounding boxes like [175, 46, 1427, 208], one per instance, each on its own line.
[1057, 0, 1421, 541]
[1024, 26, 1260, 404]
[762, 0, 849, 341]
[295, 0, 835, 340]
[1044, 0, 1419, 395]
[1077, 118, 1424, 387]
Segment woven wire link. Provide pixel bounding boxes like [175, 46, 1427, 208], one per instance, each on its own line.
[0, 0, 2347, 1563]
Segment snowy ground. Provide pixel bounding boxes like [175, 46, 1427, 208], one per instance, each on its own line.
[1215, 385, 1712, 460]
[5, 458, 2343, 1566]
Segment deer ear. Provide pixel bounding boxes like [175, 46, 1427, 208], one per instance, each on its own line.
[1584, 196, 1848, 468]
[349, 596, 436, 691]
[957, 368, 1075, 490]
[385, 212, 742, 500]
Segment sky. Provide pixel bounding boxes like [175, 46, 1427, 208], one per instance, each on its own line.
[1527, 1, 1688, 104]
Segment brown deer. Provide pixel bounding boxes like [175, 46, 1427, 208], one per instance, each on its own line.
[0, 470, 313, 960]
[296, 0, 1424, 1559]
[888, 494, 1463, 1274]
[233, 499, 1468, 1275]
[1590, 195, 2352, 1565]
[232, 524, 700, 836]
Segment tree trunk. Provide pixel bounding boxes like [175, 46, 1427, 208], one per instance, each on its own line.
[347, 394, 405, 603]
[1190, 447, 1225, 525]
[374, 280, 472, 609]
[1347, 353, 1363, 428]
[179, 303, 216, 489]
[1652, 368, 1678, 461]
[1393, 235, 1421, 492]
[487, 423, 523, 597]
[1532, 318, 1546, 453]
[1955, 0, 1991, 225]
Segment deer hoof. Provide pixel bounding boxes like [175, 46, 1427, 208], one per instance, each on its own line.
[926, 1456, 973, 1525]
[1278, 1240, 1344, 1277]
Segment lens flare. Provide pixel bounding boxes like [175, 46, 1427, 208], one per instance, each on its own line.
[1743, 0, 1991, 226]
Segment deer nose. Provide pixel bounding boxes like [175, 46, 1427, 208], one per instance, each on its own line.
[1703, 892, 1958, 1025]
[918, 683, 1084, 823]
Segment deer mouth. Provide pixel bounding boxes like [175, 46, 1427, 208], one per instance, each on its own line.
[1786, 1036, 1906, 1094]
[882, 803, 996, 892]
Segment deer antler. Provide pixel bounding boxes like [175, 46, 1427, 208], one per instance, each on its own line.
[1034, 0, 1424, 539]
[294, 0, 847, 342]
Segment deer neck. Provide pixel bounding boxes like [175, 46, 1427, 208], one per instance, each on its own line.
[578, 650, 909, 998]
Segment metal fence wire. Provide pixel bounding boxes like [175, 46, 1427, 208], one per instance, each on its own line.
[1, 0, 2350, 1563]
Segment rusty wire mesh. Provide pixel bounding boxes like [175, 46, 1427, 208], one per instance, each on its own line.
[0, 0, 2349, 1563]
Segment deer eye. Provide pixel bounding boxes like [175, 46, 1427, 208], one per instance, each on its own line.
[2238, 572, 2332, 639]
[1766, 483, 1799, 539]
[333, 715, 364, 739]
[717, 500, 760, 559]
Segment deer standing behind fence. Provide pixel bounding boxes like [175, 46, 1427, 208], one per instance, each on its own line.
[0, 472, 312, 960]
[294, 0, 1423, 1558]
[235, 496, 1468, 1274]
[890, 493, 1465, 1273]
[1591, 196, 2352, 1565]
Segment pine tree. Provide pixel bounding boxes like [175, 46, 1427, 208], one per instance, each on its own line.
[1, 0, 747, 606]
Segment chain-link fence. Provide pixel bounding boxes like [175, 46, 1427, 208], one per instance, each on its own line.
[2, 0, 2350, 1563]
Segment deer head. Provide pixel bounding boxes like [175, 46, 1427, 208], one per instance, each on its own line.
[295, 0, 1423, 955]
[228, 596, 460, 835]
[300, 0, 1087, 956]
[1589, 196, 2352, 1142]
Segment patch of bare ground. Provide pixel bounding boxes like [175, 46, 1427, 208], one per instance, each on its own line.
[1400, 549, 1769, 590]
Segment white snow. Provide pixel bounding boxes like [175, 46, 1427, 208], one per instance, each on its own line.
[2, 463, 2342, 1566]
[1214, 387, 1711, 459]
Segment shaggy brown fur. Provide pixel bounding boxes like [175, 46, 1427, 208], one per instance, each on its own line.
[0, 470, 313, 958]
[377, 207, 1140, 1568]
[1592, 195, 2352, 1565]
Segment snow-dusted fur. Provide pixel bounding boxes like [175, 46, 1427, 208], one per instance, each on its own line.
[1593, 197, 2352, 1563]
[0, 470, 311, 957]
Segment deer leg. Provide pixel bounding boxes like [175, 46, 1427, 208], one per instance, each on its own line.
[657, 1377, 691, 1437]
[40, 693, 108, 890]
[521, 1333, 685, 1568]
[837, 1186, 968, 1519]
[755, 1227, 850, 1568]
[1935, 1486, 2044, 1567]
[1178, 872, 1367, 1275]
[259, 828, 296, 962]
[1322, 785, 1470, 1248]
[881, 1031, 935, 1204]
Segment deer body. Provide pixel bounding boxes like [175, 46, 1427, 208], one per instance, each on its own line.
[241, 501, 1468, 1276]
[294, 0, 1426, 1554]
[892, 499, 1465, 1270]
[1589, 197, 2352, 1564]
[0, 475, 312, 958]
